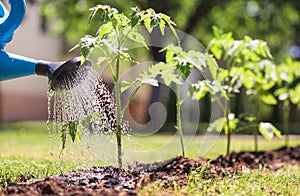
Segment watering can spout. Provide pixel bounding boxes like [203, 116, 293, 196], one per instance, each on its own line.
[0, 49, 91, 90]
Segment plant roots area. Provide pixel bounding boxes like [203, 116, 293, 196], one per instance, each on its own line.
[1, 146, 299, 195]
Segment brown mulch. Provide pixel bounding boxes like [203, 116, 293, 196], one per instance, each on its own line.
[1, 146, 299, 196]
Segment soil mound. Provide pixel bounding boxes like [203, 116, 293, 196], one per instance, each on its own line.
[1, 146, 299, 196]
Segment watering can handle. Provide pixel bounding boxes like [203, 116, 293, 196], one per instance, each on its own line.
[0, 0, 26, 49]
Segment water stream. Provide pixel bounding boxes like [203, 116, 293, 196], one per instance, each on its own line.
[46, 65, 125, 165]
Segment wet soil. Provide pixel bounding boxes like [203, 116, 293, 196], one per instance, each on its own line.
[1, 146, 299, 196]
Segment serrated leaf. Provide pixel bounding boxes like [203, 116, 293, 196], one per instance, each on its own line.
[149, 62, 181, 86]
[162, 70, 181, 86]
[121, 80, 134, 92]
[97, 22, 113, 38]
[209, 44, 222, 60]
[130, 8, 140, 27]
[144, 17, 152, 33]
[127, 30, 149, 49]
[159, 19, 166, 36]
[161, 13, 178, 39]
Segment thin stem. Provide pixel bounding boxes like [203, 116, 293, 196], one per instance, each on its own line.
[225, 57, 233, 156]
[283, 100, 290, 147]
[253, 97, 259, 153]
[115, 55, 122, 168]
[176, 84, 185, 157]
[254, 127, 258, 153]
[225, 97, 231, 156]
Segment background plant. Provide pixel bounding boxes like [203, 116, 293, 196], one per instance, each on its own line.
[240, 59, 281, 152]
[151, 44, 214, 157]
[190, 27, 282, 155]
[274, 58, 300, 146]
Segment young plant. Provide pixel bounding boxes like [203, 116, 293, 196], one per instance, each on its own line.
[205, 28, 249, 155]
[241, 59, 281, 152]
[274, 58, 300, 146]
[191, 27, 281, 155]
[152, 44, 210, 157]
[74, 5, 178, 168]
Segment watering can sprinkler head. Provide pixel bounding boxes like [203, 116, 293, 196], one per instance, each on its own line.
[0, 0, 92, 90]
[36, 57, 92, 90]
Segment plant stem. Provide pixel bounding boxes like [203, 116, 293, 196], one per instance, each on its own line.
[253, 98, 259, 153]
[283, 100, 290, 147]
[115, 57, 122, 168]
[225, 97, 231, 156]
[254, 127, 258, 153]
[176, 84, 185, 157]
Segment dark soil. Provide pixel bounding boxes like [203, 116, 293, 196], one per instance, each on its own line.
[1, 146, 299, 196]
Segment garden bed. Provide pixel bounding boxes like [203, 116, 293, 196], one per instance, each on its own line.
[1, 145, 299, 195]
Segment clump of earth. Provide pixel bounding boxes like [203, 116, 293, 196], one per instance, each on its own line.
[1, 146, 299, 196]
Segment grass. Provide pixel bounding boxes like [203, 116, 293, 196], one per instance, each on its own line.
[186, 167, 300, 196]
[0, 121, 299, 195]
[0, 157, 78, 187]
[139, 168, 300, 195]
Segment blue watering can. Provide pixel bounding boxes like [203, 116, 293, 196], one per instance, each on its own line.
[0, 0, 90, 90]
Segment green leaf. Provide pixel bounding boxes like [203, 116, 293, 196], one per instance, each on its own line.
[121, 80, 134, 92]
[260, 93, 277, 105]
[149, 62, 181, 86]
[130, 7, 140, 27]
[60, 123, 68, 152]
[289, 84, 300, 105]
[242, 69, 256, 90]
[209, 44, 222, 60]
[161, 14, 178, 39]
[97, 22, 113, 38]
[207, 117, 225, 132]
[79, 35, 97, 62]
[144, 17, 152, 33]
[259, 122, 282, 141]
[212, 26, 223, 38]
[190, 82, 209, 100]
[205, 53, 219, 80]
[76, 122, 82, 142]
[127, 30, 149, 50]
[159, 19, 166, 36]
[68, 121, 77, 142]
[224, 115, 239, 134]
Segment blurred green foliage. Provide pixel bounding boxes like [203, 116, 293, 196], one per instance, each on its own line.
[38, 0, 300, 61]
